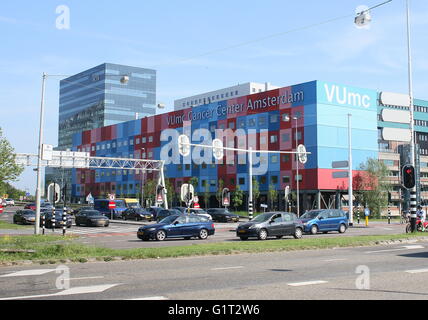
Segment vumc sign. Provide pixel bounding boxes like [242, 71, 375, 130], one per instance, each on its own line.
[318, 81, 376, 110]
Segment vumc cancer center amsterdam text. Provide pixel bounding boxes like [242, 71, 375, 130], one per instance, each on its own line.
[71, 80, 428, 214]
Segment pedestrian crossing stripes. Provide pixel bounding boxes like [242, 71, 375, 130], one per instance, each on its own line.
[69, 225, 138, 237]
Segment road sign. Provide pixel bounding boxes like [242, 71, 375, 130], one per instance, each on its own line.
[332, 171, 349, 179]
[41, 144, 54, 161]
[47, 183, 61, 204]
[108, 194, 116, 201]
[108, 201, 116, 209]
[213, 139, 224, 160]
[332, 161, 349, 169]
[365, 208, 370, 216]
[194, 196, 199, 203]
[222, 188, 230, 207]
[157, 193, 164, 204]
[297, 144, 307, 164]
[181, 184, 194, 204]
[261, 204, 268, 208]
[194, 202, 200, 209]
[86, 193, 94, 204]
[178, 135, 191, 157]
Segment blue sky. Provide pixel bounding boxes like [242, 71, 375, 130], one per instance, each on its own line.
[0, 0, 427, 193]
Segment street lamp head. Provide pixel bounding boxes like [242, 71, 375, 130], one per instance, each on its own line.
[355, 7, 372, 28]
[120, 75, 129, 84]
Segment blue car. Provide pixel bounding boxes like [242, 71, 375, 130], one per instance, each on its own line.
[93, 199, 127, 219]
[300, 209, 349, 235]
[137, 214, 215, 241]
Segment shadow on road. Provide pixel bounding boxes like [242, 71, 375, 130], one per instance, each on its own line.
[398, 251, 428, 259]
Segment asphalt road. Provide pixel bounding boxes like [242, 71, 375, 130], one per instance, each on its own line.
[1, 240, 428, 300]
[0, 206, 410, 249]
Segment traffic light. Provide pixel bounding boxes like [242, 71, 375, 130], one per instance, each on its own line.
[402, 164, 416, 189]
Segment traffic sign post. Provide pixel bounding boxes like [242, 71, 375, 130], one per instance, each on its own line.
[222, 188, 230, 208]
[365, 208, 370, 227]
[181, 184, 195, 214]
[108, 201, 116, 220]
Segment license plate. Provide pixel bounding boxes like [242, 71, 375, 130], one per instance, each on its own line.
[138, 232, 144, 236]
[238, 230, 246, 233]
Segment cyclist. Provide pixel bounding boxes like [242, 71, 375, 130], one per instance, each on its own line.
[416, 205, 426, 231]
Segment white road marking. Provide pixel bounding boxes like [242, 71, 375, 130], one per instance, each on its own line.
[211, 266, 244, 271]
[405, 268, 428, 274]
[0, 269, 54, 278]
[128, 296, 168, 300]
[365, 245, 424, 254]
[323, 258, 347, 262]
[68, 276, 104, 281]
[0, 284, 121, 300]
[288, 280, 328, 287]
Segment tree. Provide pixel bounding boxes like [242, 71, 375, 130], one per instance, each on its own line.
[143, 179, 157, 207]
[252, 177, 260, 209]
[203, 182, 210, 209]
[216, 179, 224, 206]
[233, 185, 244, 211]
[164, 178, 174, 208]
[0, 128, 23, 183]
[268, 184, 278, 211]
[354, 158, 391, 218]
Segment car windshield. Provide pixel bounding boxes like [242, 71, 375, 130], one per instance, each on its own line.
[251, 213, 274, 223]
[22, 211, 35, 216]
[115, 200, 126, 208]
[129, 203, 141, 208]
[300, 211, 322, 219]
[159, 215, 180, 224]
[134, 208, 149, 214]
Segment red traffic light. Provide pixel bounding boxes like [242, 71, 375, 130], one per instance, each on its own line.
[402, 165, 415, 189]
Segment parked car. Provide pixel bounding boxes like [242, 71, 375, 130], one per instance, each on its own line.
[75, 210, 110, 227]
[207, 208, 240, 222]
[137, 214, 215, 241]
[187, 208, 212, 220]
[117, 198, 141, 209]
[121, 208, 154, 221]
[4, 199, 15, 206]
[300, 209, 349, 235]
[40, 210, 73, 229]
[72, 206, 94, 216]
[93, 199, 127, 219]
[13, 210, 36, 225]
[236, 212, 304, 241]
[147, 206, 164, 220]
[156, 208, 182, 222]
[172, 207, 188, 214]
[24, 203, 36, 210]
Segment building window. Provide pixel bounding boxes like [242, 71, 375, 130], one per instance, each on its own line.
[281, 133, 290, 142]
[270, 135, 278, 143]
[271, 176, 278, 184]
[282, 155, 290, 162]
[239, 177, 245, 185]
[271, 155, 278, 163]
[149, 136, 153, 143]
[260, 176, 267, 184]
[282, 176, 290, 183]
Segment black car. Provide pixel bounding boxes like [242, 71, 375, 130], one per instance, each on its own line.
[40, 210, 73, 229]
[147, 207, 164, 219]
[156, 209, 182, 222]
[121, 208, 154, 221]
[75, 210, 110, 227]
[236, 212, 304, 241]
[207, 208, 240, 223]
[73, 206, 94, 216]
[13, 210, 36, 225]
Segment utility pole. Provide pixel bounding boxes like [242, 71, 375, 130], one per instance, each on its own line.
[348, 114, 354, 226]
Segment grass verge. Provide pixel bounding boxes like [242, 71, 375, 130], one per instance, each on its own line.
[0, 221, 31, 230]
[1, 233, 427, 265]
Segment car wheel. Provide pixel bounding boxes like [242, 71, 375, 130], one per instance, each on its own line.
[198, 229, 209, 240]
[338, 224, 347, 234]
[240, 236, 248, 241]
[294, 227, 303, 239]
[155, 230, 166, 241]
[105, 223, 109, 227]
[258, 229, 268, 241]
[310, 225, 318, 235]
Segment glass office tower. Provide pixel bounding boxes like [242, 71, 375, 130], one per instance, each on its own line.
[58, 63, 156, 150]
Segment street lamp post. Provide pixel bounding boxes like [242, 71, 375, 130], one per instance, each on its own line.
[293, 117, 300, 216]
[34, 72, 48, 235]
